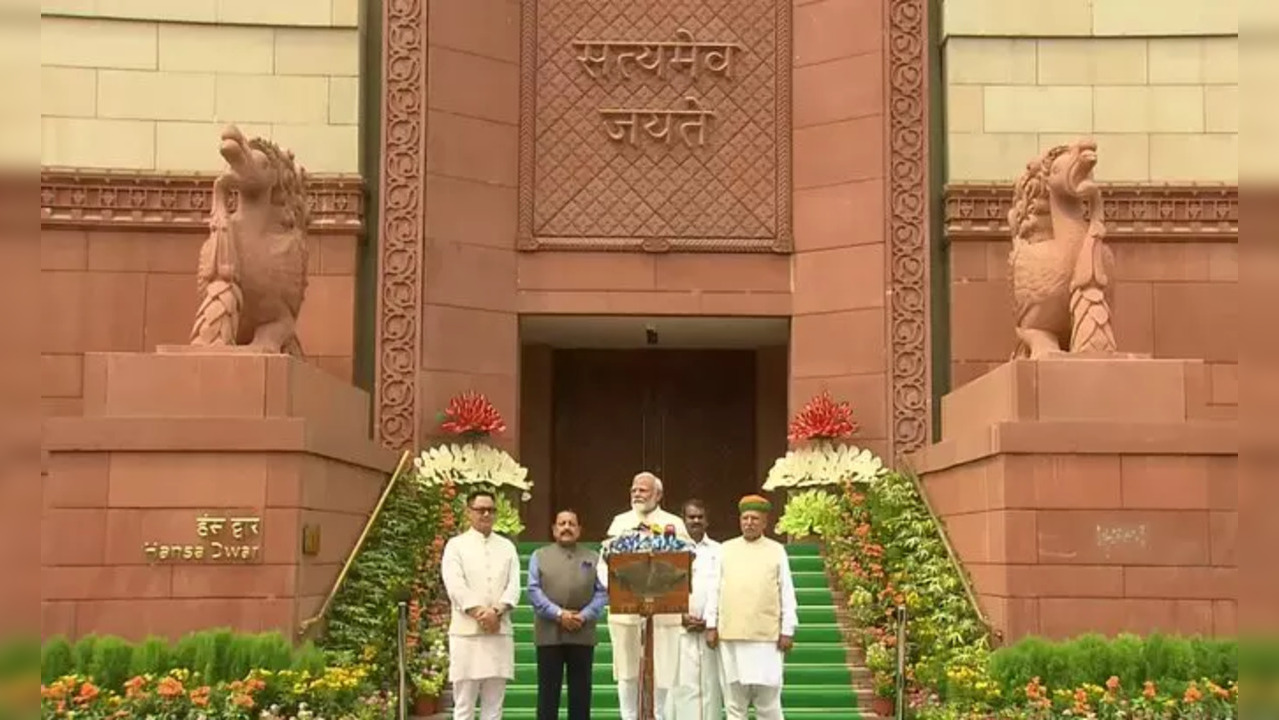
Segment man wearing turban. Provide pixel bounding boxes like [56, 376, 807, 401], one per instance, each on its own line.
[703, 494, 798, 720]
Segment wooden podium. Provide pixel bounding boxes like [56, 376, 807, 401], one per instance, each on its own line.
[606, 551, 693, 720]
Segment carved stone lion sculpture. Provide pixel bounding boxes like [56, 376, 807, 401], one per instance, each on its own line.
[1008, 138, 1117, 359]
[190, 125, 310, 354]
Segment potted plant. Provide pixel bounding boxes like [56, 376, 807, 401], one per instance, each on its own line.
[410, 627, 448, 715]
[865, 642, 897, 716]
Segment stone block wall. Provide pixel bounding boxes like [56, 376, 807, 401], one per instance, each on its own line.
[40, 229, 359, 417]
[942, 0, 1238, 183]
[922, 450, 1237, 640]
[947, 238, 1238, 416]
[40, 0, 361, 173]
[940, 0, 1239, 404]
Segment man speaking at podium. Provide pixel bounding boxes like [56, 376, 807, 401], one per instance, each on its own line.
[601, 472, 691, 720]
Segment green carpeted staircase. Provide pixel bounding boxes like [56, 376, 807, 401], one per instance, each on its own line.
[500, 542, 865, 719]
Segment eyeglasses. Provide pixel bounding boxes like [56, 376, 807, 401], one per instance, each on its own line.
[470, 506, 496, 515]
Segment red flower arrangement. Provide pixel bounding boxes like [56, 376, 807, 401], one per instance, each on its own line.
[787, 390, 859, 443]
[439, 391, 507, 437]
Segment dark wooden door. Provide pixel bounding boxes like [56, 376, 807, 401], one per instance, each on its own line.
[550, 349, 757, 540]
[551, 351, 649, 539]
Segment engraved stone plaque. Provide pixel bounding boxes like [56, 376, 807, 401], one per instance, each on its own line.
[518, 0, 792, 252]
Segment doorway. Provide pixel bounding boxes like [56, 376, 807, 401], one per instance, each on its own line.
[550, 349, 759, 540]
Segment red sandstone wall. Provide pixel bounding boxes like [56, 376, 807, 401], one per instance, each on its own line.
[412, 6, 522, 455]
[948, 238, 1237, 416]
[42, 449, 384, 639]
[924, 452, 1237, 640]
[40, 229, 359, 418]
[789, 0, 891, 461]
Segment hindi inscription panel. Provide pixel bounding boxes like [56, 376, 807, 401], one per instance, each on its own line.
[518, 0, 791, 252]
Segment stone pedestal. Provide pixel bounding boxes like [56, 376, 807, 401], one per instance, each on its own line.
[908, 357, 1237, 643]
[42, 350, 399, 641]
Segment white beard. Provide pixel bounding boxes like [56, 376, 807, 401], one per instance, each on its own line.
[632, 501, 657, 517]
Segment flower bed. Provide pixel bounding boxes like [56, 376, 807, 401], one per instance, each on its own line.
[914, 633, 1238, 719]
[42, 665, 391, 719]
[824, 470, 990, 702]
[39, 631, 391, 719]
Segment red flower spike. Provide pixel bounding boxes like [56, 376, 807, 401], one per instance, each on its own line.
[787, 390, 858, 443]
[439, 391, 507, 437]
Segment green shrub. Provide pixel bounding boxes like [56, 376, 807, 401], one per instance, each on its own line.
[988, 632, 1236, 698]
[127, 636, 170, 677]
[40, 637, 73, 684]
[38, 629, 335, 692]
[71, 635, 97, 677]
[87, 636, 133, 692]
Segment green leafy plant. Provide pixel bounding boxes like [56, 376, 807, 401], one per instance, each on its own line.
[320, 470, 456, 689]
[39, 631, 321, 692]
[775, 489, 842, 538]
[824, 471, 989, 704]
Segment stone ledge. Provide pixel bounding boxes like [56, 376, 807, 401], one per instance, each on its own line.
[43, 416, 400, 472]
[907, 420, 1238, 474]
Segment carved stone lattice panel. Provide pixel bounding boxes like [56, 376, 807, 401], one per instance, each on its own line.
[518, 0, 792, 252]
[945, 184, 1239, 241]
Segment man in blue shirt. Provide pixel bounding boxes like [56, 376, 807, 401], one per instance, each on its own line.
[526, 509, 609, 720]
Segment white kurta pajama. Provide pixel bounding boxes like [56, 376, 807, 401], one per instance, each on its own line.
[441, 528, 521, 720]
[665, 536, 723, 720]
[704, 536, 798, 720]
[601, 507, 691, 720]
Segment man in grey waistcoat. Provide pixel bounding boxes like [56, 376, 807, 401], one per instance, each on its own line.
[526, 509, 608, 720]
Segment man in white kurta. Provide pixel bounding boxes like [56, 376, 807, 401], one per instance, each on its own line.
[441, 489, 522, 720]
[600, 472, 691, 720]
[666, 498, 723, 720]
[705, 495, 798, 720]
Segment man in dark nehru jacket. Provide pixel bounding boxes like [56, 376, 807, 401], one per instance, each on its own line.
[526, 509, 608, 720]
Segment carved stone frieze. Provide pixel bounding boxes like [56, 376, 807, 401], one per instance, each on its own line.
[887, 0, 931, 460]
[40, 169, 363, 234]
[946, 184, 1239, 242]
[373, 0, 427, 451]
[517, 0, 792, 253]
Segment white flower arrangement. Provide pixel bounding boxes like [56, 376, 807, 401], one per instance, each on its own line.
[762, 441, 887, 490]
[412, 442, 533, 499]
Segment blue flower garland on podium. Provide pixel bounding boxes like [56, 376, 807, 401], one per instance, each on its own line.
[602, 523, 693, 556]
[601, 524, 693, 720]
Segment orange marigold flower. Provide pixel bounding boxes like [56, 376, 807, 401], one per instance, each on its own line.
[1183, 683, 1202, 703]
[1025, 677, 1043, 700]
[232, 692, 255, 708]
[156, 676, 185, 698]
[189, 686, 211, 707]
[1143, 681, 1157, 699]
[1106, 676, 1120, 692]
[74, 682, 100, 704]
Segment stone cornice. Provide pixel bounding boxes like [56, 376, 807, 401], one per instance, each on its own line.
[945, 183, 1238, 242]
[40, 168, 365, 234]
